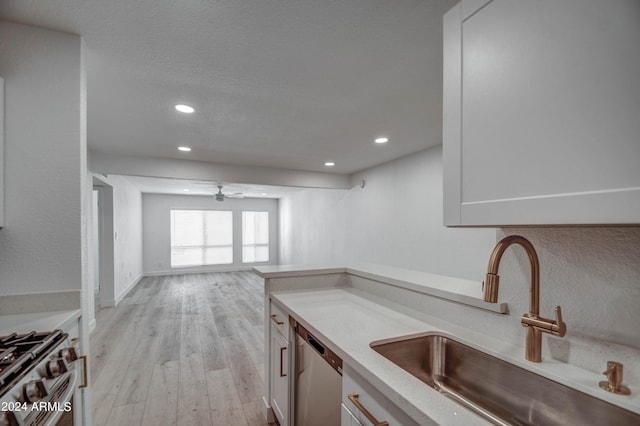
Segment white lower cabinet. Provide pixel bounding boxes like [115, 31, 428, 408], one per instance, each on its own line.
[342, 364, 420, 426]
[269, 310, 290, 425]
[341, 403, 363, 426]
[266, 299, 423, 426]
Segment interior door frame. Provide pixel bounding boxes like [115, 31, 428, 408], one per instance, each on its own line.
[92, 175, 115, 308]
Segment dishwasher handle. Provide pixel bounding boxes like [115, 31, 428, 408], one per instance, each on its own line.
[295, 322, 343, 376]
[306, 334, 325, 356]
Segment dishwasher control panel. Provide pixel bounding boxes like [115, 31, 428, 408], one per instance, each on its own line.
[295, 322, 343, 375]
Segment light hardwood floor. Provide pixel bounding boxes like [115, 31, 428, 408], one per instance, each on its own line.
[90, 271, 270, 426]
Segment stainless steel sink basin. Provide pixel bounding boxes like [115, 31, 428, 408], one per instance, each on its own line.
[371, 334, 639, 425]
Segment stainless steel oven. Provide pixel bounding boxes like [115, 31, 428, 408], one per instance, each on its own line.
[0, 330, 85, 426]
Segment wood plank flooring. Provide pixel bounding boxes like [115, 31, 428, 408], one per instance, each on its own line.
[90, 271, 270, 426]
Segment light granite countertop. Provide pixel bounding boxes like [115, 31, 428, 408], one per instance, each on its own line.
[270, 286, 640, 425]
[272, 287, 488, 425]
[255, 262, 507, 313]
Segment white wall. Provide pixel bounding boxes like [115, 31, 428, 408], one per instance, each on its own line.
[85, 174, 143, 327]
[110, 176, 144, 302]
[143, 194, 279, 275]
[491, 227, 640, 364]
[0, 21, 86, 295]
[280, 146, 496, 279]
[92, 190, 100, 292]
[279, 145, 640, 364]
[85, 173, 97, 330]
[279, 187, 350, 266]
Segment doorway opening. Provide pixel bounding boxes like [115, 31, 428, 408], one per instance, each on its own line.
[92, 176, 115, 320]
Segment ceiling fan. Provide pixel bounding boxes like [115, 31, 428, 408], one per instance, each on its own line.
[215, 185, 244, 201]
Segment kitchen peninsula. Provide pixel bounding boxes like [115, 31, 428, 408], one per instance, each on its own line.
[256, 263, 640, 425]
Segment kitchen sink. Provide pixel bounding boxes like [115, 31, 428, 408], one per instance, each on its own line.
[371, 334, 639, 425]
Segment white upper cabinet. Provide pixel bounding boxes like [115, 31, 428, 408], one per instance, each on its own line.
[443, 0, 640, 226]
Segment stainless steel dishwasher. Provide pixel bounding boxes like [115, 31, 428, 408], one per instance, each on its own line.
[295, 322, 342, 426]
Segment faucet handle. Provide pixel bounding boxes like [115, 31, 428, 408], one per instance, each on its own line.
[554, 306, 566, 337]
[522, 306, 567, 337]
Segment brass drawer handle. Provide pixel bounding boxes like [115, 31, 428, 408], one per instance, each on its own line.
[271, 314, 284, 325]
[279, 347, 287, 377]
[347, 393, 389, 426]
[78, 355, 88, 388]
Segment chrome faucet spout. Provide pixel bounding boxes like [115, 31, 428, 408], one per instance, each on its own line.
[483, 235, 566, 362]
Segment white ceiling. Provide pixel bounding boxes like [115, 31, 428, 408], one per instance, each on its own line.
[0, 0, 455, 177]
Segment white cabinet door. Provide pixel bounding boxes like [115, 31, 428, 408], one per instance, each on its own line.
[342, 364, 421, 426]
[443, 0, 640, 226]
[270, 323, 289, 426]
[341, 403, 363, 426]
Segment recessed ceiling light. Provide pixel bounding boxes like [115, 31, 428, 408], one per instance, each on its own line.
[183, 189, 190, 192]
[261, 193, 268, 196]
[325, 162, 335, 167]
[178, 146, 191, 152]
[374, 137, 389, 144]
[175, 104, 195, 114]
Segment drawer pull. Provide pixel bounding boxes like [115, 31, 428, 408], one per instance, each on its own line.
[271, 314, 284, 325]
[348, 393, 389, 426]
[279, 347, 287, 377]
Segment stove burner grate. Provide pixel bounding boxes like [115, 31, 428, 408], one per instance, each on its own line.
[0, 330, 67, 395]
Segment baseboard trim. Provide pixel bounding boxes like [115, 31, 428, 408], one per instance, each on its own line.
[263, 396, 275, 424]
[115, 273, 144, 305]
[144, 265, 254, 277]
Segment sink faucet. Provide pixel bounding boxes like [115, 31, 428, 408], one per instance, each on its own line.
[483, 235, 567, 362]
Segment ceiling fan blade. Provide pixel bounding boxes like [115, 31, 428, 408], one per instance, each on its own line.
[225, 193, 244, 198]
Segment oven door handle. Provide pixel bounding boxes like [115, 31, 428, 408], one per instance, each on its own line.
[35, 370, 77, 426]
[78, 355, 88, 388]
[59, 370, 77, 404]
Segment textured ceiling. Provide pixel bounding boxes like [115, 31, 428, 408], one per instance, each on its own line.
[0, 0, 456, 174]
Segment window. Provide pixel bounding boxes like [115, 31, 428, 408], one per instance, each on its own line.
[170, 210, 233, 267]
[242, 211, 269, 263]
